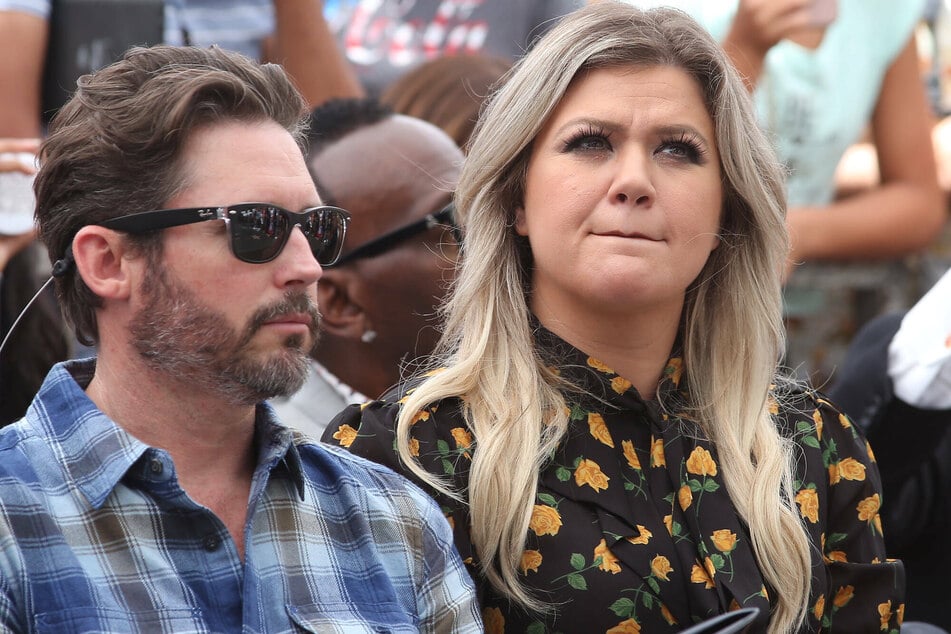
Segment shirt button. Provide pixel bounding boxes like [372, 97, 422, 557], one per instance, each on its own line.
[203, 535, 221, 552]
[149, 459, 164, 475]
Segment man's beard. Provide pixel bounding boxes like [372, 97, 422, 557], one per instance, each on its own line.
[129, 266, 320, 406]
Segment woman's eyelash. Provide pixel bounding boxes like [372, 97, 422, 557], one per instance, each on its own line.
[661, 131, 707, 162]
[562, 125, 611, 151]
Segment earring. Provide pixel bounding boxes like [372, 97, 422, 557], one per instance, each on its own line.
[361, 329, 377, 343]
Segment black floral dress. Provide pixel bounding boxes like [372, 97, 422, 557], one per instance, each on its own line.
[323, 327, 905, 633]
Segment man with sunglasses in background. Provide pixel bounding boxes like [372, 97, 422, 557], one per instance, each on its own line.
[0, 46, 481, 631]
[271, 98, 464, 438]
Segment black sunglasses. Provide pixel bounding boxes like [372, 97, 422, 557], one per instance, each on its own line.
[99, 203, 351, 265]
[329, 201, 460, 267]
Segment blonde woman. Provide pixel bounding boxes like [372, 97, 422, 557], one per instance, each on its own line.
[323, 3, 903, 632]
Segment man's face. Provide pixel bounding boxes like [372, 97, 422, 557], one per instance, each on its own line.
[312, 115, 463, 361]
[128, 120, 323, 405]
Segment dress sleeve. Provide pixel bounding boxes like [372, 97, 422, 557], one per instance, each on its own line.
[322, 401, 405, 474]
[322, 397, 482, 583]
[798, 394, 905, 631]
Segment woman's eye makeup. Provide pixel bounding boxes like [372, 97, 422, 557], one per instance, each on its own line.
[559, 123, 710, 166]
[657, 130, 708, 164]
[561, 124, 612, 153]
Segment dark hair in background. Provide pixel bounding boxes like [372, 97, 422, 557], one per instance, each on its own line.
[305, 97, 393, 205]
[0, 243, 70, 425]
[381, 54, 512, 152]
[306, 97, 393, 153]
[35, 44, 309, 346]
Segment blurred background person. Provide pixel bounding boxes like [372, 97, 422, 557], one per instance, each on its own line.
[829, 267, 951, 630]
[616, 0, 946, 386]
[0, 137, 70, 425]
[0, 0, 362, 138]
[270, 98, 463, 438]
[323, 0, 580, 96]
[381, 53, 512, 152]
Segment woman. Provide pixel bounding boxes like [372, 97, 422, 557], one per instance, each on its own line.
[322, 4, 903, 632]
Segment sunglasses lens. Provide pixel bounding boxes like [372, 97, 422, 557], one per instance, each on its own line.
[229, 205, 288, 263]
[302, 208, 348, 265]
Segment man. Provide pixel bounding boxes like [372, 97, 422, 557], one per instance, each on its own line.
[271, 98, 463, 436]
[0, 45, 481, 631]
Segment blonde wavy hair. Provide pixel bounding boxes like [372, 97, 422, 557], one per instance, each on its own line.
[395, 3, 811, 631]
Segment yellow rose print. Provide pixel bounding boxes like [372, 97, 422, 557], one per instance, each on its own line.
[795, 488, 819, 524]
[898, 604, 905, 624]
[703, 556, 716, 580]
[650, 555, 673, 581]
[838, 412, 852, 429]
[412, 409, 430, 424]
[836, 457, 866, 481]
[595, 539, 621, 574]
[878, 600, 892, 630]
[678, 484, 693, 511]
[663, 514, 673, 536]
[482, 607, 504, 634]
[857, 494, 881, 523]
[828, 462, 840, 485]
[331, 424, 358, 448]
[666, 357, 683, 385]
[690, 563, 715, 589]
[588, 413, 614, 448]
[650, 437, 666, 467]
[574, 459, 610, 492]
[529, 504, 563, 536]
[686, 446, 718, 476]
[606, 619, 641, 634]
[519, 550, 542, 574]
[627, 525, 652, 545]
[766, 395, 779, 415]
[611, 376, 632, 394]
[622, 440, 641, 470]
[408, 437, 420, 457]
[450, 427, 473, 450]
[812, 408, 824, 440]
[660, 603, 677, 625]
[711, 529, 738, 553]
[587, 357, 614, 374]
[833, 585, 854, 608]
[866, 440, 877, 462]
[813, 595, 825, 620]
[825, 550, 848, 563]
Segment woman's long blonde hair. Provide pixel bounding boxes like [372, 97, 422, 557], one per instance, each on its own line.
[395, 4, 811, 631]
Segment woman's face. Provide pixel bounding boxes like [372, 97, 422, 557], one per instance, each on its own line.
[517, 64, 723, 322]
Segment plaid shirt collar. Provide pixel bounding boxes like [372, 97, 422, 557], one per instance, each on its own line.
[26, 359, 305, 509]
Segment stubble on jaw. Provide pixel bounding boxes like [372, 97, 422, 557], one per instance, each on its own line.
[130, 266, 320, 406]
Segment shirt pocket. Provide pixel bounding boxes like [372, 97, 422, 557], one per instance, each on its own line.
[287, 602, 418, 633]
[33, 606, 207, 633]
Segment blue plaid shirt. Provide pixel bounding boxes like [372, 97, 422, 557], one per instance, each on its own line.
[0, 360, 482, 633]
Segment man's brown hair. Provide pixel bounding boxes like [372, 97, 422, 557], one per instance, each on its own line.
[35, 44, 308, 345]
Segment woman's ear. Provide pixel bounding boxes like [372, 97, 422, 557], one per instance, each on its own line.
[317, 269, 370, 341]
[71, 226, 135, 300]
[514, 205, 529, 236]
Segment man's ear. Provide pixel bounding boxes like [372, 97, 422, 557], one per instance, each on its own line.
[71, 226, 136, 300]
[317, 270, 371, 341]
